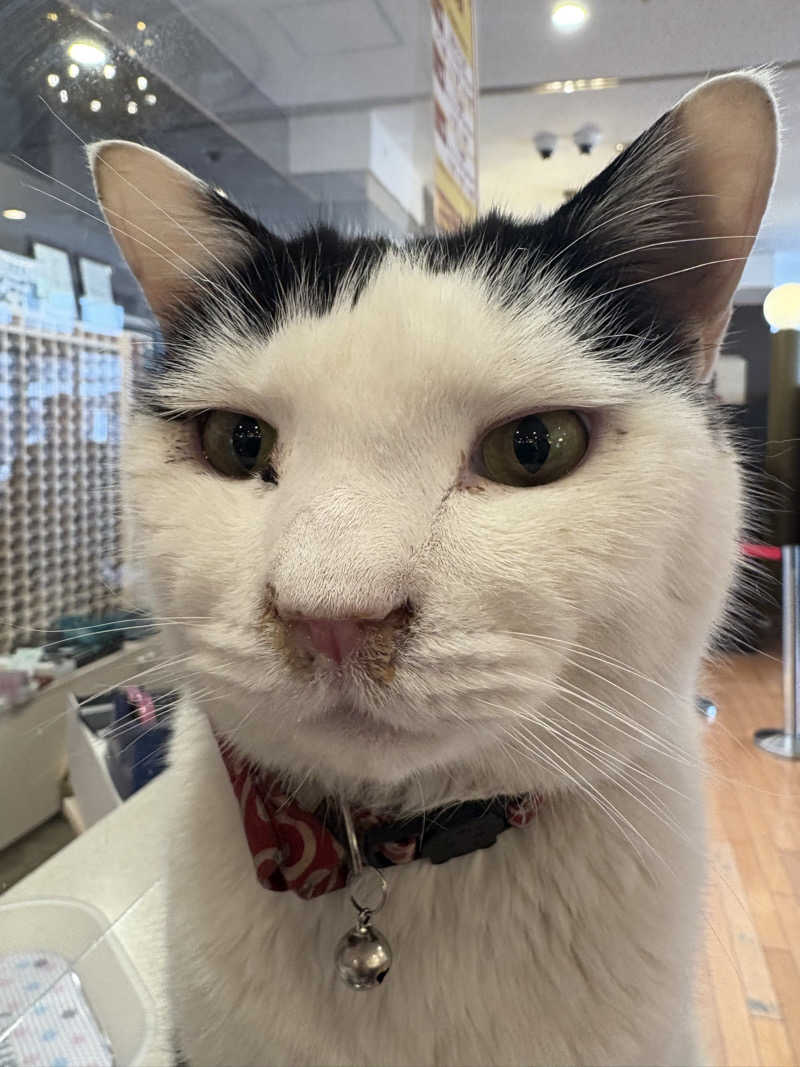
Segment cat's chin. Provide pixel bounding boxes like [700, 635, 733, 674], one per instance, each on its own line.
[220, 705, 489, 790]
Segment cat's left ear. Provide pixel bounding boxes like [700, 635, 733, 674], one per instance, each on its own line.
[89, 140, 255, 323]
[561, 71, 778, 381]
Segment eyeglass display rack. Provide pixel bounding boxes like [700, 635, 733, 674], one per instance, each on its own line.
[0, 315, 147, 654]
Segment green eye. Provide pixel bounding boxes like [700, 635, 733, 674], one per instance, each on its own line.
[480, 411, 588, 487]
[201, 411, 277, 479]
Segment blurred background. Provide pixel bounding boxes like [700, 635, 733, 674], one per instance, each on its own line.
[0, 4, 799, 1065]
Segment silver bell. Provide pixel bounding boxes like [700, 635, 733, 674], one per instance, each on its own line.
[335, 913, 392, 990]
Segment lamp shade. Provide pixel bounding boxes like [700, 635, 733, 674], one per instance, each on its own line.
[764, 283, 800, 331]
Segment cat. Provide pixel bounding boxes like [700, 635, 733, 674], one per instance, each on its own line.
[91, 70, 777, 1067]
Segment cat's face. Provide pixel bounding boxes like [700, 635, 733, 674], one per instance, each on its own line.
[95, 73, 777, 793]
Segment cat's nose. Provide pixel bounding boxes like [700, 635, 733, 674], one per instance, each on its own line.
[290, 617, 367, 664]
[277, 605, 410, 665]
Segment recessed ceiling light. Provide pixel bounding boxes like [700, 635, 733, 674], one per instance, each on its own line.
[67, 63, 80, 78]
[103, 63, 116, 79]
[90, 99, 102, 112]
[551, 2, 589, 31]
[2, 209, 26, 221]
[143, 37, 154, 46]
[67, 40, 107, 65]
[46, 73, 60, 87]
[536, 75, 617, 95]
[136, 75, 148, 90]
[144, 93, 157, 105]
[136, 19, 146, 30]
[46, 11, 58, 20]
[127, 100, 138, 114]
[59, 89, 69, 103]
[615, 142, 624, 152]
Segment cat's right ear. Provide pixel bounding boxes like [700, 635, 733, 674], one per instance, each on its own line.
[89, 141, 252, 322]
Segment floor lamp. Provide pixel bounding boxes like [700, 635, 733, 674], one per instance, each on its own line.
[754, 283, 800, 759]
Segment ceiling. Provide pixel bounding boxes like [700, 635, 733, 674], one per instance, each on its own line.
[0, 0, 796, 315]
[173, 0, 800, 251]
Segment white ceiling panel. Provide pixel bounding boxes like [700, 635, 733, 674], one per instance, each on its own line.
[175, 0, 800, 248]
[271, 0, 400, 57]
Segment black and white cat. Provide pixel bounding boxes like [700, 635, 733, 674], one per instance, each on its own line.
[91, 71, 777, 1066]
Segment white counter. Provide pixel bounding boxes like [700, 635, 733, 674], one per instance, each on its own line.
[2, 775, 172, 1066]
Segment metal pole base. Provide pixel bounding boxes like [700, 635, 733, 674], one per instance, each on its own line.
[753, 544, 800, 758]
[696, 697, 717, 720]
[754, 728, 800, 759]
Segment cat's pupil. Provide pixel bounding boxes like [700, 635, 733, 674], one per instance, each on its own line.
[232, 417, 263, 470]
[513, 416, 550, 473]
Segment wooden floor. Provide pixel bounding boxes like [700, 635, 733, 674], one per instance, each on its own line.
[699, 651, 800, 1067]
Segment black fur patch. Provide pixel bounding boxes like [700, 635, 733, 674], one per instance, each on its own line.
[148, 110, 703, 412]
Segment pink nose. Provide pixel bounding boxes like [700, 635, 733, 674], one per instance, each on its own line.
[296, 623, 371, 661]
[276, 602, 412, 667]
[286, 617, 373, 664]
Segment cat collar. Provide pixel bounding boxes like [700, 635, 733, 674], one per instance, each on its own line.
[217, 736, 542, 989]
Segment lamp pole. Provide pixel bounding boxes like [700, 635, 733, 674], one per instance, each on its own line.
[754, 311, 800, 759]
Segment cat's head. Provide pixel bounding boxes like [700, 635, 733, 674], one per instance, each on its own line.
[91, 72, 777, 798]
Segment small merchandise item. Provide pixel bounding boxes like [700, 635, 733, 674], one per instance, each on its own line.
[0, 672, 36, 713]
[0, 951, 113, 1067]
[104, 688, 173, 799]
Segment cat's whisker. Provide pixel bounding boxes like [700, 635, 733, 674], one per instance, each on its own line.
[551, 192, 722, 266]
[11, 153, 211, 297]
[35, 96, 259, 310]
[2, 651, 200, 747]
[574, 255, 749, 309]
[560, 233, 757, 289]
[527, 705, 759, 957]
[484, 703, 660, 871]
[499, 629, 761, 759]
[516, 728, 659, 875]
[24, 184, 227, 313]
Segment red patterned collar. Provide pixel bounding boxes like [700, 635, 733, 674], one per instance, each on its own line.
[217, 738, 543, 901]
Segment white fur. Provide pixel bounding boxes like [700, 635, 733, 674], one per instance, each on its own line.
[122, 254, 741, 1065]
[101, 72, 781, 1066]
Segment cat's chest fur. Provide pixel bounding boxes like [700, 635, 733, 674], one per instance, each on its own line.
[166, 704, 703, 1067]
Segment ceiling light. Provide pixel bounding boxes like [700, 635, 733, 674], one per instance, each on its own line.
[46, 73, 60, 87]
[103, 63, 116, 78]
[214, 186, 228, 199]
[615, 142, 624, 152]
[2, 209, 26, 221]
[136, 75, 148, 90]
[136, 19, 146, 30]
[59, 89, 69, 103]
[143, 37, 154, 46]
[67, 40, 107, 66]
[127, 100, 138, 114]
[67, 63, 80, 78]
[144, 93, 157, 105]
[764, 283, 800, 332]
[535, 75, 617, 95]
[46, 11, 58, 20]
[551, 2, 589, 31]
[90, 99, 102, 112]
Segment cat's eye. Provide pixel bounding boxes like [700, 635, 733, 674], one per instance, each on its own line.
[201, 411, 277, 479]
[479, 411, 589, 487]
